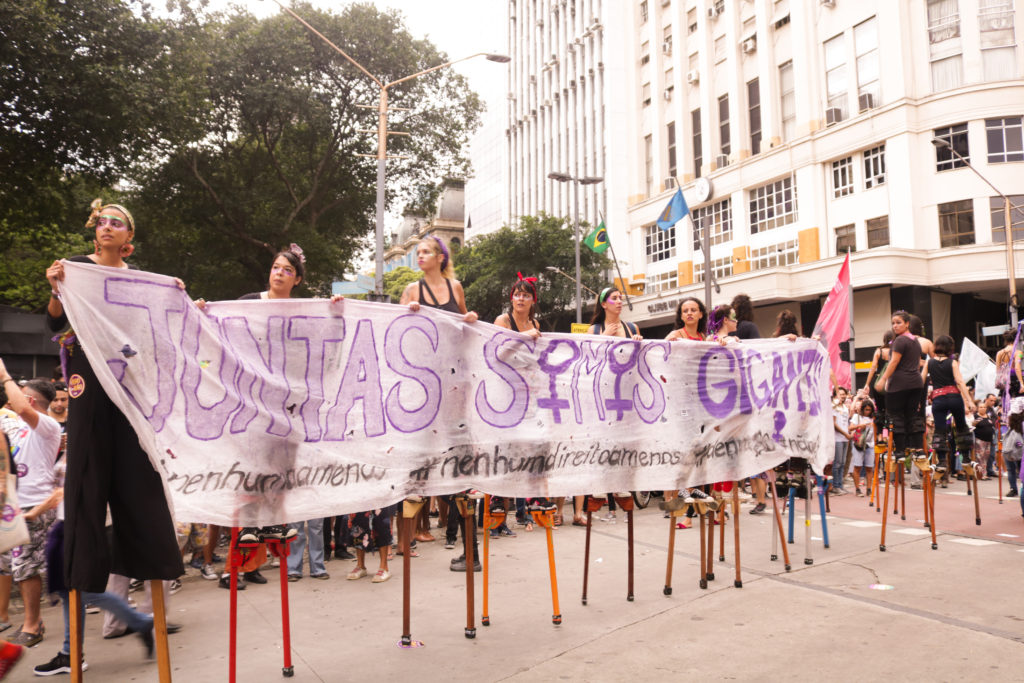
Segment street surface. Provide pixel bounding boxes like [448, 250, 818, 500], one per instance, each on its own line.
[9, 477, 1024, 682]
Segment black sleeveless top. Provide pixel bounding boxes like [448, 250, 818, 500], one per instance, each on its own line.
[928, 357, 956, 389]
[507, 314, 538, 333]
[418, 278, 461, 313]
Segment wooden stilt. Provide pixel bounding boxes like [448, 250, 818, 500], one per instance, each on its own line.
[705, 505, 715, 582]
[996, 431, 1005, 504]
[614, 494, 635, 602]
[273, 538, 294, 677]
[582, 508, 593, 606]
[732, 484, 742, 588]
[768, 471, 791, 570]
[698, 504, 708, 589]
[898, 457, 906, 521]
[459, 496, 476, 639]
[69, 589, 83, 683]
[664, 514, 677, 595]
[717, 494, 726, 563]
[531, 509, 561, 624]
[970, 463, 982, 525]
[150, 580, 172, 683]
[401, 498, 426, 645]
[482, 496, 491, 626]
[880, 429, 893, 551]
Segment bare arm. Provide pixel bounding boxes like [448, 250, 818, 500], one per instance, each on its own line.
[399, 282, 420, 311]
[865, 348, 881, 387]
[452, 281, 477, 323]
[876, 350, 903, 391]
[951, 360, 976, 412]
[0, 359, 38, 430]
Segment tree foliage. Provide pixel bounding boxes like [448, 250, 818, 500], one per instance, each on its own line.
[454, 214, 610, 331]
[0, 0, 484, 308]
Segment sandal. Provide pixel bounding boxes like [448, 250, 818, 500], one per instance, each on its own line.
[676, 522, 690, 529]
[414, 532, 435, 542]
[396, 548, 420, 557]
[525, 521, 534, 532]
[371, 569, 391, 583]
[553, 513, 563, 526]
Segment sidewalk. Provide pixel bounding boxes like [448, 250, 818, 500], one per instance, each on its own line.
[11, 480, 1024, 681]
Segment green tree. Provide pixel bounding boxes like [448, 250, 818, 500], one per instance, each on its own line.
[454, 214, 610, 331]
[383, 266, 422, 303]
[130, 2, 484, 299]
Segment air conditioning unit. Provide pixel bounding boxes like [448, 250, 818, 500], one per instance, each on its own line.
[663, 87, 673, 100]
[708, 7, 719, 19]
[741, 37, 757, 54]
[662, 41, 673, 55]
[858, 93, 875, 112]
[529, 75, 537, 84]
[715, 154, 730, 168]
[536, 19, 544, 27]
[686, 69, 700, 84]
[820, 0, 835, 7]
[825, 107, 844, 126]
[664, 177, 677, 189]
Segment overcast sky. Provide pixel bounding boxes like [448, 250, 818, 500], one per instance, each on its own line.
[207, 0, 507, 102]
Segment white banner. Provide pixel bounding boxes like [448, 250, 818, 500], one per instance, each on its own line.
[58, 261, 832, 526]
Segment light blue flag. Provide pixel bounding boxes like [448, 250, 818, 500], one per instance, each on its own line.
[656, 188, 689, 231]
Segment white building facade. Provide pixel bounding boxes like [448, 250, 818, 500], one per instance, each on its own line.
[617, 0, 1022, 366]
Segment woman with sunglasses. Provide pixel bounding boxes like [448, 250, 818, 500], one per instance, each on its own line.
[44, 199, 184, 595]
[705, 304, 739, 344]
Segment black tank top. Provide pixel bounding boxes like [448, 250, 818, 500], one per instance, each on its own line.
[507, 314, 538, 333]
[928, 357, 956, 389]
[418, 278, 461, 313]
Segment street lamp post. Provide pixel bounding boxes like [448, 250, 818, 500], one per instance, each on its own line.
[931, 137, 1020, 327]
[547, 172, 604, 323]
[266, 0, 509, 299]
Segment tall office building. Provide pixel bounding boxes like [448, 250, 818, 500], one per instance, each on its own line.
[617, 0, 1021, 367]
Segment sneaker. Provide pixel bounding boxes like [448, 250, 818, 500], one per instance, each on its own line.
[128, 579, 144, 593]
[311, 572, 330, 580]
[260, 525, 298, 542]
[243, 570, 267, 584]
[489, 498, 505, 514]
[1008, 490, 1019, 498]
[464, 490, 485, 499]
[219, 574, 245, 590]
[188, 556, 203, 570]
[139, 626, 155, 660]
[200, 563, 218, 580]
[682, 488, 721, 512]
[498, 525, 516, 537]
[168, 579, 182, 595]
[0, 642, 24, 678]
[749, 502, 766, 515]
[444, 538, 456, 549]
[9, 625, 43, 648]
[450, 556, 482, 572]
[371, 569, 391, 583]
[33, 651, 86, 676]
[347, 567, 368, 580]
[238, 527, 260, 544]
[831, 488, 847, 496]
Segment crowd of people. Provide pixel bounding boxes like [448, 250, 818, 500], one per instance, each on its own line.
[0, 197, 1019, 680]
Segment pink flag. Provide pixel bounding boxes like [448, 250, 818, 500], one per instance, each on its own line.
[812, 253, 851, 390]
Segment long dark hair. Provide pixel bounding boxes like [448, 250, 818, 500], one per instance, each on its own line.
[590, 286, 619, 327]
[731, 293, 754, 323]
[674, 296, 707, 335]
[772, 309, 798, 337]
[908, 314, 926, 336]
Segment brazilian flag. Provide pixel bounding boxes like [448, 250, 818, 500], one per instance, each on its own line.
[583, 221, 609, 254]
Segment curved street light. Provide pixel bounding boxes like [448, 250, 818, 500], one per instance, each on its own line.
[546, 172, 605, 322]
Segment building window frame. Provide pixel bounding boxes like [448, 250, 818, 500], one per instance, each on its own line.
[747, 78, 761, 155]
[832, 156, 854, 198]
[749, 176, 798, 234]
[694, 256, 734, 283]
[985, 116, 1024, 163]
[779, 61, 796, 142]
[692, 198, 733, 249]
[835, 223, 856, 253]
[667, 121, 677, 179]
[934, 122, 970, 171]
[863, 144, 886, 188]
[645, 223, 676, 263]
[866, 215, 890, 248]
[750, 239, 799, 270]
[990, 195, 1024, 243]
[692, 108, 703, 178]
[718, 94, 730, 156]
[937, 198, 975, 246]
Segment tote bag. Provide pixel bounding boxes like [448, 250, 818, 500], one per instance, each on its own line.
[0, 473, 30, 554]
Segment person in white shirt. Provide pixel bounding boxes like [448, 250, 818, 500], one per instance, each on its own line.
[0, 363, 63, 648]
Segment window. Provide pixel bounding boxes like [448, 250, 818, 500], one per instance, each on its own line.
[750, 176, 798, 233]
[835, 224, 856, 253]
[866, 216, 890, 247]
[687, 8, 698, 34]
[692, 198, 733, 249]
[748, 79, 762, 155]
[667, 122, 677, 179]
[863, 145, 886, 188]
[645, 134, 654, 195]
[642, 82, 651, 106]
[694, 256, 734, 283]
[824, 34, 847, 121]
[750, 240, 799, 270]
[714, 36, 727, 64]
[986, 117, 1024, 163]
[928, 0, 962, 91]
[779, 61, 796, 141]
[663, 25, 673, 54]
[980, 0, 1016, 80]
[641, 41, 651, 66]
[714, 0, 725, 13]
[688, 52, 699, 72]
[935, 123, 969, 170]
[854, 18, 879, 107]
[647, 271, 678, 294]
[640, 1, 649, 23]
[718, 94, 730, 156]
[937, 199, 975, 246]
[991, 195, 1024, 243]
[832, 157, 854, 198]
[692, 108, 703, 178]
[645, 223, 676, 262]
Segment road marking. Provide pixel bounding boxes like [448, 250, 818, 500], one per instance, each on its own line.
[947, 538, 998, 547]
[996, 533, 1019, 538]
[843, 520, 881, 528]
[893, 528, 931, 536]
